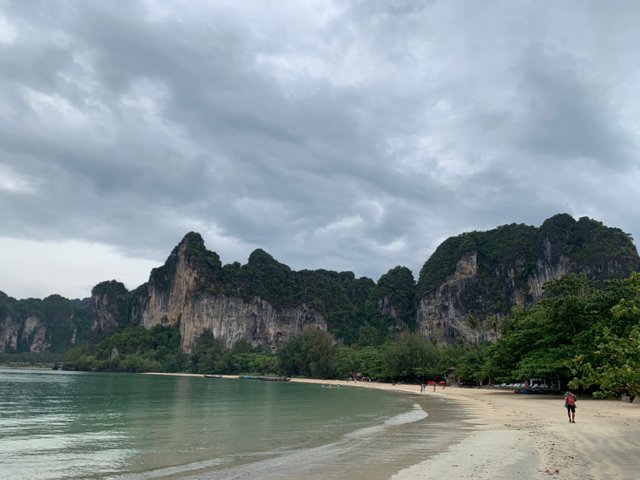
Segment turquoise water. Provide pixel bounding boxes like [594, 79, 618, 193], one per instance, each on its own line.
[0, 369, 467, 479]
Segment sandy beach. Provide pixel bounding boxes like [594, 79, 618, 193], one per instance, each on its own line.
[289, 378, 640, 479]
[145, 374, 640, 479]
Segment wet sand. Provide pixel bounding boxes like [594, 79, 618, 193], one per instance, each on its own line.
[146, 374, 640, 479]
[291, 378, 640, 479]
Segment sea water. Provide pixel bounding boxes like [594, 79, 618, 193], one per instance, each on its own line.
[0, 368, 469, 479]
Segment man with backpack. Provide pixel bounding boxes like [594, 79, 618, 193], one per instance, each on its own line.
[564, 390, 577, 423]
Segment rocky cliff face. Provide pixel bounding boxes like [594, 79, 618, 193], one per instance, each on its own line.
[91, 281, 129, 335]
[88, 215, 639, 351]
[1, 312, 64, 352]
[416, 250, 573, 344]
[91, 292, 121, 334]
[140, 235, 201, 331]
[156, 294, 325, 352]
[371, 266, 417, 336]
[416, 253, 486, 344]
[416, 215, 640, 344]
[8, 214, 637, 355]
[91, 233, 328, 352]
[21, 316, 51, 352]
[1, 316, 20, 351]
[0, 293, 90, 353]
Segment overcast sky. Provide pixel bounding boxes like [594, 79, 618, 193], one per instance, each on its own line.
[1, 0, 639, 300]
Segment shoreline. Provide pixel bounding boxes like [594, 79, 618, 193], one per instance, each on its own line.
[145, 372, 640, 479]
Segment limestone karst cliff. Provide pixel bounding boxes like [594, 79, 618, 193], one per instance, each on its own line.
[0, 293, 90, 353]
[91, 281, 131, 335]
[415, 214, 640, 344]
[3, 213, 638, 354]
[92, 233, 330, 352]
[89, 233, 415, 352]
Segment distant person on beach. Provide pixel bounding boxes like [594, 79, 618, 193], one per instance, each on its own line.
[564, 390, 577, 423]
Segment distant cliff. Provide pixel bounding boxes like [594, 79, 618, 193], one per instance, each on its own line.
[90, 234, 381, 352]
[142, 234, 330, 351]
[0, 293, 90, 353]
[415, 214, 640, 344]
[2, 213, 638, 354]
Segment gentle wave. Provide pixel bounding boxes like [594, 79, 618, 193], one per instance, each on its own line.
[1, 370, 444, 479]
[121, 404, 430, 480]
[345, 403, 428, 439]
[385, 403, 429, 425]
[108, 458, 230, 480]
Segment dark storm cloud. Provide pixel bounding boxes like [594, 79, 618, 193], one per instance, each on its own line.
[0, 0, 639, 298]
[515, 47, 634, 166]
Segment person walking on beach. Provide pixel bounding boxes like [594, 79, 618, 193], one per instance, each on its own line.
[564, 390, 577, 423]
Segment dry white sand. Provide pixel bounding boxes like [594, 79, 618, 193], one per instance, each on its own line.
[146, 374, 640, 479]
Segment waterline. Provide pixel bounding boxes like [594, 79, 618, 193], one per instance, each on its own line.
[1, 369, 468, 480]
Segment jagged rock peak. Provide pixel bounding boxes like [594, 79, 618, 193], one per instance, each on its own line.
[151, 233, 222, 286]
[247, 248, 290, 271]
[91, 280, 128, 297]
[174, 232, 220, 267]
[177, 231, 206, 251]
[540, 212, 576, 232]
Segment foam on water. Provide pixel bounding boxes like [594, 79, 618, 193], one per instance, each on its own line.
[385, 403, 429, 425]
[1, 369, 463, 480]
[345, 403, 428, 439]
[122, 403, 430, 480]
[109, 458, 230, 480]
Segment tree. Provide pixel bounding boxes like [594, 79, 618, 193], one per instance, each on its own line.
[277, 330, 336, 378]
[381, 333, 440, 381]
[189, 333, 229, 373]
[334, 345, 360, 379]
[569, 274, 640, 397]
[569, 326, 640, 398]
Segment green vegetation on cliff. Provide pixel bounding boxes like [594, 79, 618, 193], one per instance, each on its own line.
[143, 233, 383, 344]
[3, 214, 640, 401]
[59, 272, 640, 398]
[416, 214, 639, 316]
[367, 266, 417, 334]
[109, 216, 637, 348]
[0, 292, 91, 353]
[148, 232, 222, 294]
[282, 272, 640, 398]
[91, 281, 133, 333]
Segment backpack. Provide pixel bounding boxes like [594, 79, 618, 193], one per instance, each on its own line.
[566, 394, 576, 406]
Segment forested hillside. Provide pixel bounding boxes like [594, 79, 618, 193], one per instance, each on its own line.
[2, 213, 638, 392]
[415, 214, 640, 344]
[419, 214, 638, 298]
[0, 292, 91, 353]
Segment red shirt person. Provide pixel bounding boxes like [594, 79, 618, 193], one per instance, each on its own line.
[564, 391, 577, 423]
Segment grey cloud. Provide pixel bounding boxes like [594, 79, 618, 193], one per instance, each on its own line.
[0, 0, 639, 298]
[514, 47, 634, 166]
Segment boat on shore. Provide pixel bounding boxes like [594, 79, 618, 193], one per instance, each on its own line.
[204, 374, 222, 378]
